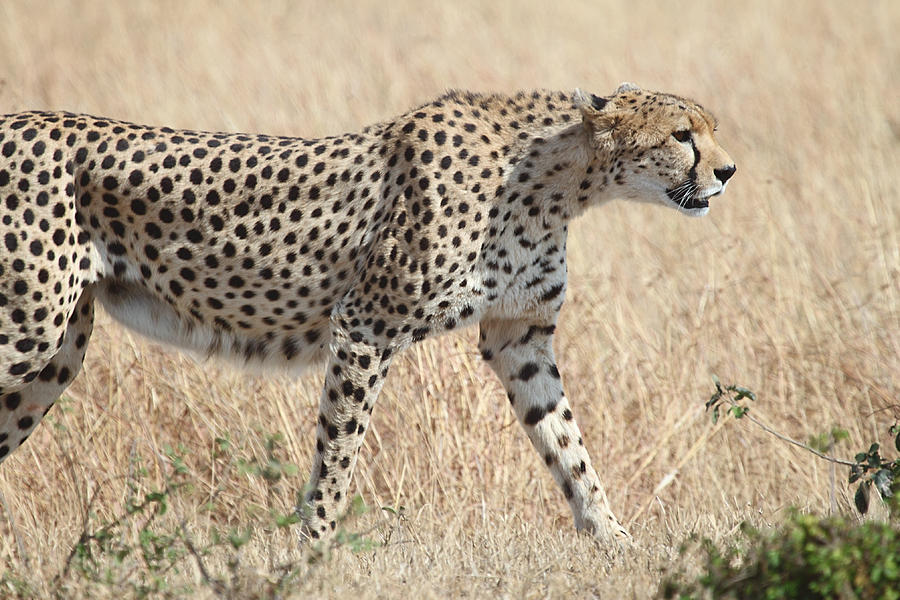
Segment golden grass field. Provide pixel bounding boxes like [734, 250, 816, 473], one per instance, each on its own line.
[0, 1, 897, 597]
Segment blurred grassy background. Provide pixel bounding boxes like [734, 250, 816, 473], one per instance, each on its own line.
[0, 1, 897, 597]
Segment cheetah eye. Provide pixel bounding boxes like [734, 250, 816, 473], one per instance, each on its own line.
[672, 130, 692, 143]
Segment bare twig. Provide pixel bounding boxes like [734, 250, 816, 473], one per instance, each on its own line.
[737, 408, 856, 467]
[179, 521, 226, 598]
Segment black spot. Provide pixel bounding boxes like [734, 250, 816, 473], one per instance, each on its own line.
[38, 363, 58, 382]
[540, 284, 565, 303]
[9, 362, 30, 376]
[4, 392, 22, 410]
[14, 338, 35, 352]
[518, 362, 540, 381]
[524, 407, 546, 426]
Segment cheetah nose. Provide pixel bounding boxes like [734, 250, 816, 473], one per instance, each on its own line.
[714, 164, 736, 184]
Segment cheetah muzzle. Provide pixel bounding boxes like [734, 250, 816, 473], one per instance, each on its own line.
[0, 82, 735, 545]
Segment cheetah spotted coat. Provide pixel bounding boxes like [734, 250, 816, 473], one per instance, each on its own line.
[0, 84, 735, 543]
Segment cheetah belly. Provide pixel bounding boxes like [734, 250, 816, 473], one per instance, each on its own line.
[94, 278, 331, 373]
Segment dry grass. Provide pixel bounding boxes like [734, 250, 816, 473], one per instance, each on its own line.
[0, 0, 898, 597]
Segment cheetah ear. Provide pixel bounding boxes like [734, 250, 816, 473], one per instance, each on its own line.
[573, 88, 620, 155]
[615, 82, 641, 94]
[573, 88, 611, 113]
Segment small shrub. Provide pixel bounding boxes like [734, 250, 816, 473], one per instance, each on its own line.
[22, 431, 385, 598]
[661, 510, 900, 600]
[849, 427, 900, 516]
[666, 380, 900, 599]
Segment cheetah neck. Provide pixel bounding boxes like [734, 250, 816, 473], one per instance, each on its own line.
[496, 120, 612, 237]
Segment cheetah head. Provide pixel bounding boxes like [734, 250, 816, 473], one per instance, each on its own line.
[574, 83, 735, 217]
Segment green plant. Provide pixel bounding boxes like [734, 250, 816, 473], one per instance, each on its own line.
[0, 570, 35, 599]
[56, 448, 194, 598]
[669, 380, 900, 599]
[35, 431, 386, 598]
[849, 425, 900, 515]
[706, 377, 900, 518]
[660, 510, 900, 599]
[706, 376, 756, 424]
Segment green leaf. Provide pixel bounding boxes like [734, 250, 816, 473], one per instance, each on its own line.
[869, 449, 883, 469]
[145, 491, 166, 503]
[874, 469, 894, 499]
[228, 528, 251, 549]
[831, 427, 849, 443]
[733, 387, 756, 402]
[729, 405, 749, 419]
[855, 482, 870, 514]
[350, 495, 369, 516]
[274, 512, 301, 528]
[711, 405, 719, 425]
[895, 429, 900, 454]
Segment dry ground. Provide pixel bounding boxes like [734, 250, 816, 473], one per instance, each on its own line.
[0, 1, 898, 597]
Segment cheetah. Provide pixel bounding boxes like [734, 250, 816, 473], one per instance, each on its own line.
[0, 83, 734, 543]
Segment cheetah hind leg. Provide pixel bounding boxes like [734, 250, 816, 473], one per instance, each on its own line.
[0, 290, 95, 464]
[295, 302, 398, 543]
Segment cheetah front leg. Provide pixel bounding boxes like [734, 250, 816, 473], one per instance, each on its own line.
[479, 316, 630, 544]
[297, 308, 396, 541]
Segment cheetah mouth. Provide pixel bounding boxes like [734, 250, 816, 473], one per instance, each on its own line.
[681, 196, 709, 210]
[665, 185, 722, 212]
